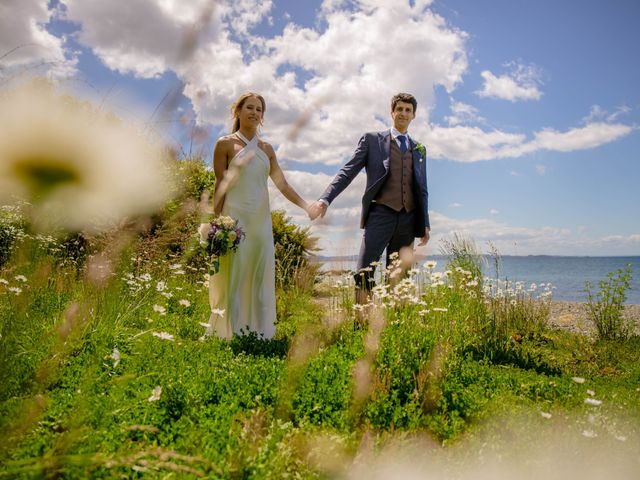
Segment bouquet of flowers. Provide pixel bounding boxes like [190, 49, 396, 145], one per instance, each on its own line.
[198, 215, 245, 274]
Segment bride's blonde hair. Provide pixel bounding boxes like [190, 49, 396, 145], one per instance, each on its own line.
[230, 92, 266, 133]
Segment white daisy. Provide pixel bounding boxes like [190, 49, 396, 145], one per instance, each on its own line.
[0, 83, 172, 232]
[152, 304, 166, 315]
[152, 331, 174, 341]
[148, 386, 162, 402]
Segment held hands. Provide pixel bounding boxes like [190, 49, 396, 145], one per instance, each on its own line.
[306, 201, 327, 221]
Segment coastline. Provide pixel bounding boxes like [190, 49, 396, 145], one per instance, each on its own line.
[549, 301, 640, 335]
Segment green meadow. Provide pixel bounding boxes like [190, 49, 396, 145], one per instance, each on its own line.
[1, 160, 639, 479]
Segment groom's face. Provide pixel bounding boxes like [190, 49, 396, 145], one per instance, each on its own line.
[391, 101, 415, 133]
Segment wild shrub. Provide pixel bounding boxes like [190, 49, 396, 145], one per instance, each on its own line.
[585, 264, 634, 340]
[272, 209, 318, 291]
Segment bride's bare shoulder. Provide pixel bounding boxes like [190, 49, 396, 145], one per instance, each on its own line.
[215, 134, 237, 152]
[258, 139, 275, 157]
[216, 134, 236, 145]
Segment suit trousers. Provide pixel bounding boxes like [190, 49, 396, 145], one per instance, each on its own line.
[355, 203, 415, 290]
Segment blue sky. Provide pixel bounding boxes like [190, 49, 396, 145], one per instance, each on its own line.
[2, 0, 639, 256]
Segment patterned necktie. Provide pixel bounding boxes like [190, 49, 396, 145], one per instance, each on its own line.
[397, 135, 407, 153]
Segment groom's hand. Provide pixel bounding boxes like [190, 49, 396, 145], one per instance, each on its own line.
[418, 228, 430, 246]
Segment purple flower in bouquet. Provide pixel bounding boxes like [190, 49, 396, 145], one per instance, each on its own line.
[197, 215, 245, 274]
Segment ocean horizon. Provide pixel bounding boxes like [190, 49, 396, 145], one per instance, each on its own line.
[311, 255, 640, 304]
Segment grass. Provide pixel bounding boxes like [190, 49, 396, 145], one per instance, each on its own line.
[1, 231, 639, 479]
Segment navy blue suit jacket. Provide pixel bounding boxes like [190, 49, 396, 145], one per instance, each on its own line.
[320, 130, 430, 237]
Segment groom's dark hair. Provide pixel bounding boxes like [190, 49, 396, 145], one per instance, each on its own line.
[391, 93, 417, 113]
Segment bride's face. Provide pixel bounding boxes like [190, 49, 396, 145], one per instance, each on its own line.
[238, 96, 264, 129]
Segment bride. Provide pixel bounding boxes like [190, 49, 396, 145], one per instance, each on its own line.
[208, 92, 310, 339]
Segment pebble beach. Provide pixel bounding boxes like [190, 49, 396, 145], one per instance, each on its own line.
[549, 301, 640, 335]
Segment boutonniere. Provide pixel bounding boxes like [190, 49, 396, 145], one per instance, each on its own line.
[416, 142, 426, 161]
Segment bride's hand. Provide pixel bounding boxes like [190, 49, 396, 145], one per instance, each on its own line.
[306, 202, 322, 221]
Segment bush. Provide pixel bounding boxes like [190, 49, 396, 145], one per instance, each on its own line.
[272, 210, 318, 291]
[585, 264, 634, 340]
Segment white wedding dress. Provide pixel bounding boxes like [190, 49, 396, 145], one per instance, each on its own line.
[208, 132, 276, 339]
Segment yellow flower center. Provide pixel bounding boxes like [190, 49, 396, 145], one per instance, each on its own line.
[12, 156, 82, 199]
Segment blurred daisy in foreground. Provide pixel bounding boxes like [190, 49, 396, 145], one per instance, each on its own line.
[0, 82, 172, 232]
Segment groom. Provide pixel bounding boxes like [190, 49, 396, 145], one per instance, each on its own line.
[309, 92, 430, 302]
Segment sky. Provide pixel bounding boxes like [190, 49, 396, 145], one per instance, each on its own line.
[1, 0, 639, 257]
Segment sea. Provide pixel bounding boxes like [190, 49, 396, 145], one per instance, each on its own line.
[314, 255, 640, 304]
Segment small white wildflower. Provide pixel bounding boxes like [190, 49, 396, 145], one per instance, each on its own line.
[170, 263, 183, 270]
[0, 278, 8, 285]
[173, 270, 186, 275]
[148, 386, 162, 402]
[8, 287, 22, 295]
[584, 398, 602, 406]
[540, 411, 552, 419]
[14, 275, 27, 283]
[432, 307, 448, 312]
[586, 389, 595, 396]
[615, 435, 627, 442]
[572, 377, 586, 384]
[199, 322, 211, 328]
[423, 260, 437, 269]
[139, 273, 152, 283]
[211, 308, 225, 316]
[418, 309, 430, 316]
[178, 299, 191, 307]
[161, 292, 173, 299]
[466, 280, 478, 287]
[111, 348, 120, 368]
[152, 331, 174, 341]
[155, 281, 166, 292]
[152, 304, 166, 315]
[581, 430, 597, 438]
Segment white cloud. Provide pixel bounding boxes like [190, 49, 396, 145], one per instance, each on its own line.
[583, 104, 631, 124]
[476, 62, 543, 102]
[445, 100, 485, 126]
[426, 120, 636, 162]
[449, 202, 463, 208]
[426, 124, 526, 162]
[531, 122, 634, 152]
[489, 209, 499, 215]
[0, 0, 76, 80]
[535, 164, 547, 176]
[63, 0, 467, 166]
[34, 1, 635, 168]
[61, 0, 222, 78]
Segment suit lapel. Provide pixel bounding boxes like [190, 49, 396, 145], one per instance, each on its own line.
[378, 130, 391, 173]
